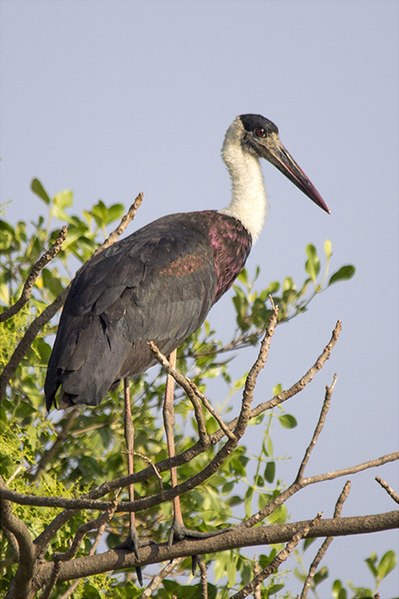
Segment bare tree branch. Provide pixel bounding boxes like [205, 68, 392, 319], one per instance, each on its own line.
[299, 481, 351, 599]
[231, 514, 322, 599]
[94, 193, 143, 255]
[296, 374, 337, 482]
[0, 479, 36, 599]
[234, 304, 279, 437]
[375, 476, 399, 504]
[141, 559, 182, 598]
[0, 225, 68, 323]
[0, 289, 67, 400]
[29, 511, 399, 591]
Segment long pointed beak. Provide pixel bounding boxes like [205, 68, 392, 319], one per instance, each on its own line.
[262, 135, 330, 214]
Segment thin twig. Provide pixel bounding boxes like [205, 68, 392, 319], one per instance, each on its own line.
[230, 514, 322, 599]
[133, 451, 163, 487]
[296, 374, 337, 481]
[149, 341, 231, 442]
[375, 477, 399, 504]
[141, 559, 182, 598]
[234, 304, 278, 438]
[0, 226, 68, 323]
[299, 481, 351, 599]
[94, 193, 143, 255]
[198, 557, 208, 599]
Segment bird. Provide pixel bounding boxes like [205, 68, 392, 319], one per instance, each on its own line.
[45, 113, 329, 409]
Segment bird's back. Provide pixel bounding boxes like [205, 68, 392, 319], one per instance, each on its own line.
[45, 210, 251, 409]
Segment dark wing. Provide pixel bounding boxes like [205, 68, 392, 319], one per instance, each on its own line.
[44, 213, 217, 408]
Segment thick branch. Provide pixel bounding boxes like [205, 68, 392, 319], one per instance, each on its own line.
[31, 511, 399, 589]
[0, 480, 36, 599]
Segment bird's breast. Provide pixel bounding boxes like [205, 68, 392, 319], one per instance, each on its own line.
[207, 212, 252, 302]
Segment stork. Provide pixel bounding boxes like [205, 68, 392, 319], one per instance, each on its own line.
[44, 114, 329, 565]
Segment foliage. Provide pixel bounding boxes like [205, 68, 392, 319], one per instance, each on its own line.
[0, 179, 396, 599]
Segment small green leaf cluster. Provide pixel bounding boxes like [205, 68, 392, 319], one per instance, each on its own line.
[331, 550, 397, 598]
[232, 241, 355, 335]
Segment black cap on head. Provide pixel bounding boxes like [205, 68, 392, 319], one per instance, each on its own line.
[240, 114, 278, 135]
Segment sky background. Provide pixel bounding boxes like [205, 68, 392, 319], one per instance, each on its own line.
[1, 0, 398, 595]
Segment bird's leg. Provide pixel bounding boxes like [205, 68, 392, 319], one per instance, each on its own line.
[163, 349, 185, 544]
[163, 351, 227, 555]
[122, 378, 143, 586]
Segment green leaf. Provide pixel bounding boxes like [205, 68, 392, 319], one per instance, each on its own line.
[268, 583, 285, 595]
[328, 265, 356, 286]
[278, 414, 297, 429]
[31, 178, 51, 205]
[0, 220, 15, 251]
[332, 579, 348, 599]
[377, 549, 397, 581]
[314, 566, 328, 586]
[365, 553, 378, 578]
[244, 486, 254, 517]
[264, 461, 275, 483]
[305, 243, 321, 281]
[50, 190, 74, 222]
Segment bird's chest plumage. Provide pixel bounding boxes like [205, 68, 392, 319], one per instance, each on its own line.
[205, 212, 252, 302]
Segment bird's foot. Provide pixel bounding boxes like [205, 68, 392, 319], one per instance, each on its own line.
[114, 533, 153, 587]
[168, 521, 231, 575]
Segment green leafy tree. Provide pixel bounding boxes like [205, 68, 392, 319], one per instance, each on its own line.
[0, 181, 397, 599]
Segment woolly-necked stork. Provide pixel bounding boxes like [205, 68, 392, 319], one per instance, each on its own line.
[44, 114, 329, 565]
[45, 114, 329, 409]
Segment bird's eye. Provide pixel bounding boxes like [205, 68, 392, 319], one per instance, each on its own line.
[255, 127, 266, 138]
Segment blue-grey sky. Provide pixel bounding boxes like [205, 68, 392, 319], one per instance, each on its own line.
[1, 0, 398, 595]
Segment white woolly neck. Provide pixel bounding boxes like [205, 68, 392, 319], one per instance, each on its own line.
[219, 117, 268, 242]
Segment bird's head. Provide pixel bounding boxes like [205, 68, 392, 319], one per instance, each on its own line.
[224, 114, 330, 214]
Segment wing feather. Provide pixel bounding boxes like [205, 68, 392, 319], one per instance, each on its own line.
[45, 213, 217, 407]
